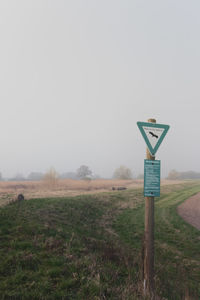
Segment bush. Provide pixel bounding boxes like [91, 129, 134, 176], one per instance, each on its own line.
[113, 166, 132, 180]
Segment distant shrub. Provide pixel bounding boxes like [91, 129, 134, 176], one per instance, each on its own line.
[113, 166, 132, 180]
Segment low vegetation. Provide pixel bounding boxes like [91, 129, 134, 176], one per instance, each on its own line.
[167, 169, 200, 180]
[0, 181, 199, 299]
[0, 179, 140, 205]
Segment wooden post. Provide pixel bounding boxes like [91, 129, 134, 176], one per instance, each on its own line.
[144, 118, 156, 298]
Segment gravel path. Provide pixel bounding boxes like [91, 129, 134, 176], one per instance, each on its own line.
[177, 192, 200, 230]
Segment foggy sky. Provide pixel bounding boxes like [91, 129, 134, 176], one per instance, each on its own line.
[0, 0, 200, 178]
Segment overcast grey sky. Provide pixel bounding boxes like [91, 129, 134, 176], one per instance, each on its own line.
[0, 0, 200, 178]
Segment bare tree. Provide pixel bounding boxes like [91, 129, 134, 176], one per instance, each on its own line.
[76, 165, 92, 179]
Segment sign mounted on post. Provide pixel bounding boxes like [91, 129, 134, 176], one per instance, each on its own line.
[144, 160, 160, 197]
[137, 122, 170, 156]
[137, 119, 170, 297]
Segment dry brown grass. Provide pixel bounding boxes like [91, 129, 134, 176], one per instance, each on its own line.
[0, 178, 187, 207]
[0, 179, 139, 205]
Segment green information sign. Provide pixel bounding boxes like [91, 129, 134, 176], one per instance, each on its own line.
[144, 160, 160, 197]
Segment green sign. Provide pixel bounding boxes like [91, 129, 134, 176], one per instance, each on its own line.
[144, 160, 160, 197]
[137, 122, 170, 156]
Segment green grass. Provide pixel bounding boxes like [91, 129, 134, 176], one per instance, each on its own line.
[114, 183, 200, 299]
[0, 182, 200, 299]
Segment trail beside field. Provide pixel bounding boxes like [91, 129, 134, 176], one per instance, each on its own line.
[177, 192, 200, 230]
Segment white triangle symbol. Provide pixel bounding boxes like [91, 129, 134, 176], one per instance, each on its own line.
[142, 126, 165, 149]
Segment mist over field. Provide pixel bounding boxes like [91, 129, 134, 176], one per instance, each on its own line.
[1, 1, 200, 179]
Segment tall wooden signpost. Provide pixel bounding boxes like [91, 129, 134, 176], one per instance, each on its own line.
[137, 119, 170, 298]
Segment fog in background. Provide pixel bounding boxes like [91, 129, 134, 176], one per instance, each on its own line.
[0, 0, 200, 179]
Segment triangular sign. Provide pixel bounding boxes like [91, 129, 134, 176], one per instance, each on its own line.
[137, 121, 170, 156]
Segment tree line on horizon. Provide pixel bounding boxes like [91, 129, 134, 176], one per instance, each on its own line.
[2, 167, 199, 182]
[167, 169, 200, 180]
[0, 165, 134, 182]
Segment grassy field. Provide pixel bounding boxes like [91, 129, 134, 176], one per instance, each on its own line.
[0, 179, 140, 206]
[0, 181, 199, 299]
[0, 179, 184, 206]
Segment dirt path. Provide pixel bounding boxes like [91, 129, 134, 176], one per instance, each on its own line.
[177, 192, 200, 230]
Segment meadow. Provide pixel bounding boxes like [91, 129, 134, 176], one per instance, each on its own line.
[0, 180, 199, 299]
[0, 178, 183, 206]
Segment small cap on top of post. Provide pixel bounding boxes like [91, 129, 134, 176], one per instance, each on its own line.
[148, 118, 156, 123]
